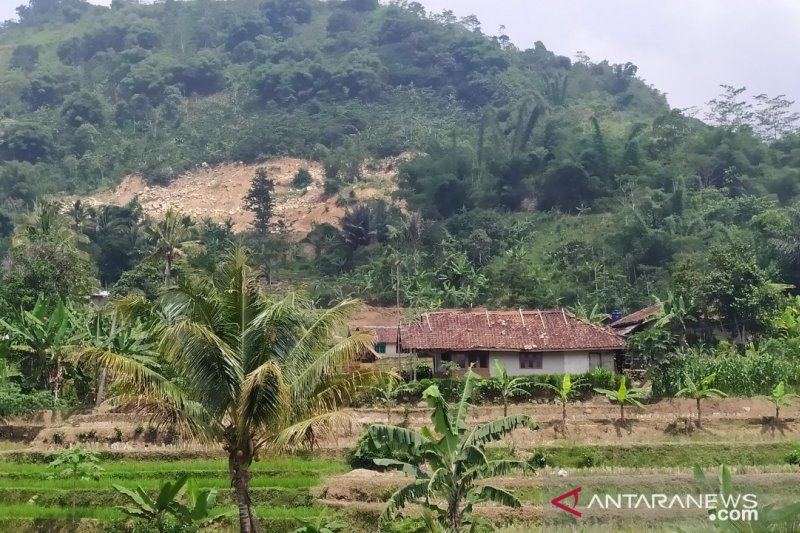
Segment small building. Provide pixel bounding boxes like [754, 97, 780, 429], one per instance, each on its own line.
[352, 325, 406, 363]
[402, 309, 625, 377]
[608, 304, 662, 336]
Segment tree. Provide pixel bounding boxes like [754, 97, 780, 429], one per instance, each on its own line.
[594, 379, 646, 425]
[244, 168, 275, 235]
[675, 373, 727, 427]
[653, 291, 697, 346]
[145, 208, 195, 285]
[484, 360, 528, 417]
[705, 85, 753, 131]
[696, 245, 782, 343]
[1, 296, 75, 401]
[48, 448, 103, 523]
[764, 381, 796, 425]
[536, 373, 587, 432]
[78, 247, 373, 533]
[368, 373, 413, 423]
[365, 369, 537, 531]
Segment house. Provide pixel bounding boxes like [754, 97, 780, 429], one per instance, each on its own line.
[401, 309, 625, 377]
[608, 304, 662, 336]
[352, 325, 406, 362]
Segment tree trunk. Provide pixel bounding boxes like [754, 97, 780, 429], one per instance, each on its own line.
[776, 406, 780, 424]
[448, 495, 462, 532]
[95, 368, 108, 407]
[620, 403, 625, 424]
[562, 400, 567, 429]
[230, 449, 259, 533]
[503, 397, 508, 417]
[50, 355, 64, 403]
[696, 398, 702, 427]
[164, 251, 173, 286]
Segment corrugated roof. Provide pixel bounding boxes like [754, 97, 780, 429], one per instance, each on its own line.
[402, 309, 624, 352]
[610, 304, 662, 328]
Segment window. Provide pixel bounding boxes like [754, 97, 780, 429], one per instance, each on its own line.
[519, 353, 543, 369]
[375, 343, 387, 354]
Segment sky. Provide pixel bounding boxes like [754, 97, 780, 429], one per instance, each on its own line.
[1, 0, 798, 111]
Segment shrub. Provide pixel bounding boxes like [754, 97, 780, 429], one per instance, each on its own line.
[292, 168, 313, 189]
[788, 447, 800, 466]
[527, 451, 552, 469]
[347, 431, 423, 471]
[0, 383, 57, 417]
[577, 451, 597, 468]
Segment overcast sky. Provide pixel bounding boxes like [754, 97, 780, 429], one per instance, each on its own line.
[2, 0, 798, 111]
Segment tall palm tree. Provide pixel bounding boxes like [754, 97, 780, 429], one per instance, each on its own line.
[77, 247, 373, 533]
[146, 208, 196, 285]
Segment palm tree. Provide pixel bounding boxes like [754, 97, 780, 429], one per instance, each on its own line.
[764, 381, 797, 425]
[146, 208, 196, 285]
[536, 373, 587, 432]
[76, 247, 373, 533]
[366, 369, 537, 532]
[676, 373, 727, 427]
[594, 379, 647, 425]
[485, 359, 529, 416]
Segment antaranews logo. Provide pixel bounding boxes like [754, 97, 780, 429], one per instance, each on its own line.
[550, 487, 758, 522]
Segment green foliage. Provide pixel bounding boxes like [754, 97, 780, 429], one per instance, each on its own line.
[0, 382, 59, 417]
[675, 372, 727, 426]
[47, 448, 104, 482]
[482, 360, 529, 416]
[114, 475, 229, 533]
[244, 167, 275, 235]
[651, 342, 794, 397]
[594, 379, 647, 423]
[788, 447, 800, 467]
[292, 169, 314, 189]
[365, 370, 538, 531]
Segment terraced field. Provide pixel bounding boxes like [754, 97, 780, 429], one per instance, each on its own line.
[3, 398, 800, 532]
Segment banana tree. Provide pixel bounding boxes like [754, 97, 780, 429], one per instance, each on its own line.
[0, 296, 75, 401]
[367, 373, 414, 424]
[594, 378, 646, 425]
[765, 381, 797, 424]
[365, 369, 538, 532]
[484, 360, 529, 416]
[114, 474, 229, 533]
[676, 372, 727, 427]
[536, 373, 587, 431]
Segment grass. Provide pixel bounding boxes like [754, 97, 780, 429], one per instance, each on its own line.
[530, 441, 800, 468]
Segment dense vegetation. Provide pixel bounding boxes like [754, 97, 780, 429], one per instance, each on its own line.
[1, 0, 799, 317]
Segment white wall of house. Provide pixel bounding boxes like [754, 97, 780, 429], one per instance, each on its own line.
[488, 351, 615, 377]
[375, 341, 399, 356]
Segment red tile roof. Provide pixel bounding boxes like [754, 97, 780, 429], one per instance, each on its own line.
[610, 304, 662, 328]
[356, 325, 404, 344]
[402, 309, 624, 352]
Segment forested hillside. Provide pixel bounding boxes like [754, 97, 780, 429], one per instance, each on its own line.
[2, 0, 800, 333]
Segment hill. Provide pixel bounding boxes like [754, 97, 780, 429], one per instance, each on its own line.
[1, 0, 800, 325]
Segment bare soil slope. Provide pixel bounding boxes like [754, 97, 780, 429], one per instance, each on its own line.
[80, 155, 408, 237]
